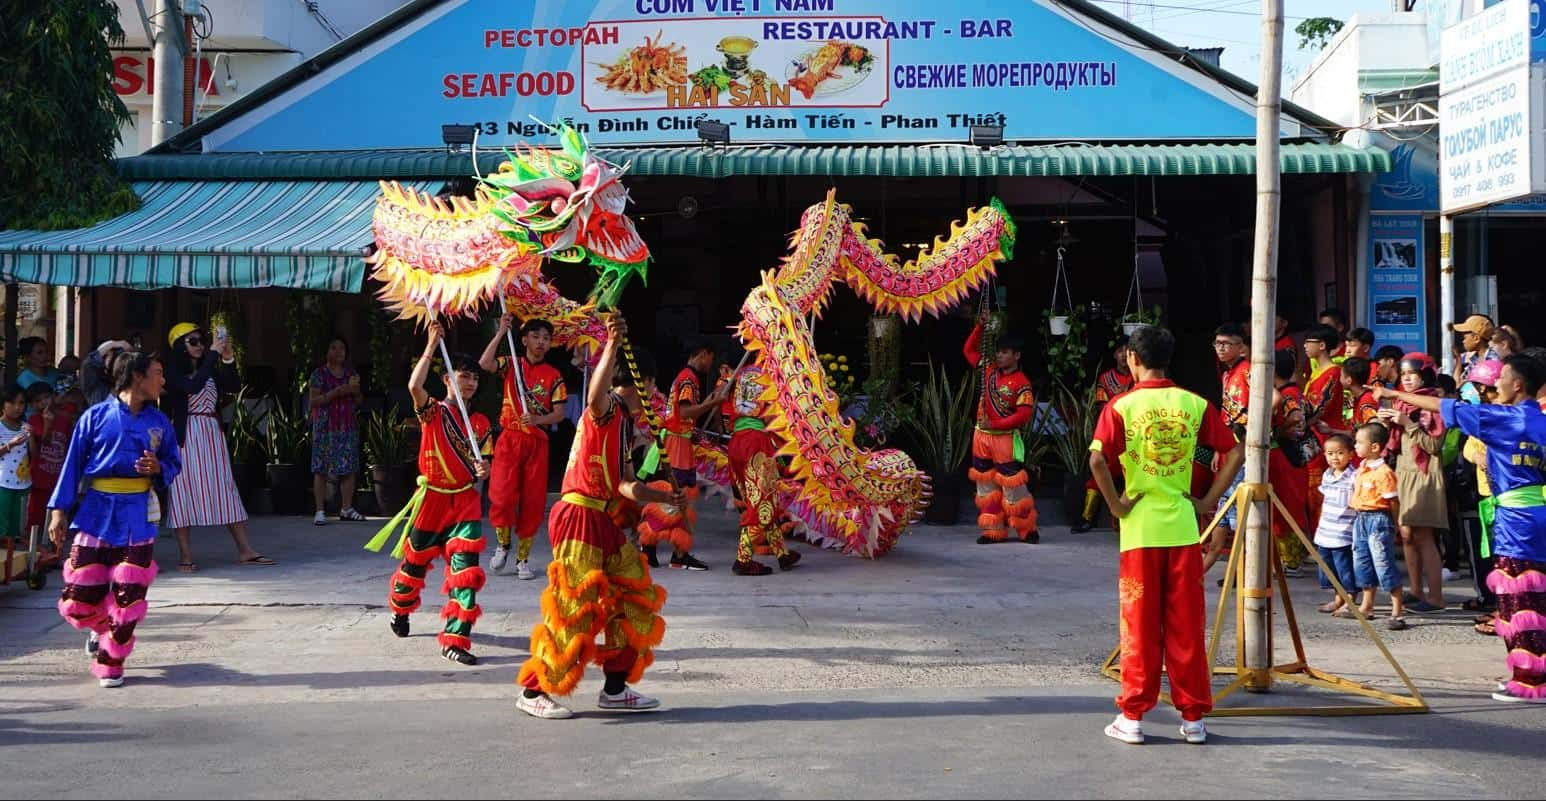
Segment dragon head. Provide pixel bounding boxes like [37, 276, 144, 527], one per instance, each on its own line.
[483, 124, 651, 309]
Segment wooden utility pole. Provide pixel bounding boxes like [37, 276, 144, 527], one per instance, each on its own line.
[1242, 0, 1285, 691]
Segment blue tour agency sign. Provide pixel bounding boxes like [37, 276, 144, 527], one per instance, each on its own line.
[1367, 213, 1427, 352]
[203, 0, 1287, 151]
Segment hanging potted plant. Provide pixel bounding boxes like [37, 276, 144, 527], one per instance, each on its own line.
[363, 407, 415, 514]
[904, 360, 978, 525]
[1047, 246, 1075, 336]
[1119, 304, 1164, 337]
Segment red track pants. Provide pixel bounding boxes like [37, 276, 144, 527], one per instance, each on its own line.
[489, 428, 549, 540]
[1116, 545, 1212, 721]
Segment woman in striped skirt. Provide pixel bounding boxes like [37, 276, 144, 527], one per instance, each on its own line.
[163, 323, 274, 571]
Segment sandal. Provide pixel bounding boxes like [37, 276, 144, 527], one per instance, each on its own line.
[1386, 617, 1410, 631]
[1317, 601, 1343, 614]
[1476, 620, 1497, 636]
[1333, 608, 1376, 620]
[238, 555, 277, 566]
[1462, 598, 1496, 613]
[1474, 612, 1496, 625]
[177, 561, 198, 574]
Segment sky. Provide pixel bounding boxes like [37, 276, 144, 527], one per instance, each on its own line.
[1084, 0, 1419, 81]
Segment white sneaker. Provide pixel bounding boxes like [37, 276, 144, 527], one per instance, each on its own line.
[1492, 688, 1546, 704]
[515, 560, 537, 581]
[1442, 568, 1461, 583]
[489, 546, 510, 573]
[516, 692, 573, 719]
[1282, 565, 1303, 578]
[313, 511, 327, 526]
[1104, 714, 1144, 744]
[99, 676, 124, 689]
[1181, 720, 1208, 744]
[597, 686, 660, 711]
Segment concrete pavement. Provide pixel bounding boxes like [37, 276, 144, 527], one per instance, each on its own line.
[2, 500, 1542, 798]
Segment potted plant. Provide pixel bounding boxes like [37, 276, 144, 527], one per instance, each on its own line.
[263, 374, 312, 515]
[1117, 304, 1164, 339]
[1043, 304, 1091, 390]
[363, 406, 415, 514]
[904, 361, 978, 525]
[1044, 378, 1103, 521]
[1047, 246, 1075, 335]
[223, 385, 269, 509]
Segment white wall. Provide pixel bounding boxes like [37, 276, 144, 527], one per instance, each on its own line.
[1290, 13, 1434, 128]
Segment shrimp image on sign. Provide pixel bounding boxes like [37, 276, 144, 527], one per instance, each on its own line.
[594, 31, 688, 94]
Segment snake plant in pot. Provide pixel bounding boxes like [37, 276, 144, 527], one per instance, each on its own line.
[263, 373, 312, 515]
[904, 360, 978, 525]
[363, 406, 416, 514]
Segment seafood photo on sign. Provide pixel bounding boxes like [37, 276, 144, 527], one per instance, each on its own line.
[786, 40, 873, 99]
[591, 30, 688, 97]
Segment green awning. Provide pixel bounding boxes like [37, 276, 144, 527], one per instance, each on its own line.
[0, 180, 425, 291]
[116, 142, 1389, 182]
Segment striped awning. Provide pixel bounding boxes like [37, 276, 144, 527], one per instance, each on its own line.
[114, 142, 1391, 182]
[0, 180, 419, 292]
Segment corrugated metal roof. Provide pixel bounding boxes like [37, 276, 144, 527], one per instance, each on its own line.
[117, 143, 1389, 181]
[0, 180, 428, 291]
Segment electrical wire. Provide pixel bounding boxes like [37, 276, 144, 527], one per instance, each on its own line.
[1087, 0, 1309, 20]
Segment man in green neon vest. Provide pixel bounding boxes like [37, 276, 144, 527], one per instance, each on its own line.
[1089, 325, 1244, 745]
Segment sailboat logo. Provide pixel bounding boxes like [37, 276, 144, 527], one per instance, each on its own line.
[1380, 145, 1427, 201]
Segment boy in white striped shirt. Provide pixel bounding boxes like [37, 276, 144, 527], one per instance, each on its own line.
[1314, 433, 1359, 614]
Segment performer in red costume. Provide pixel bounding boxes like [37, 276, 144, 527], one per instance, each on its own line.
[964, 308, 1038, 543]
[646, 344, 725, 571]
[380, 323, 491, 666]
[725, 358, 801, 575]
[516, 315, 678, 720]
[480, 315, 567, 581]
[1302, 325, 1346, 533]
[1075, 336, 1135, 533]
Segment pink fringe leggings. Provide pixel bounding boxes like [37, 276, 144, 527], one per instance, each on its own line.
[57, 532, 158, 680]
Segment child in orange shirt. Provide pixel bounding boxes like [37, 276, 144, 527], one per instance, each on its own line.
[1344, 422, 1408, 630]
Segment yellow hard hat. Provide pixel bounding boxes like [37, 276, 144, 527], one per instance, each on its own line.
[168, 322, 200, 347]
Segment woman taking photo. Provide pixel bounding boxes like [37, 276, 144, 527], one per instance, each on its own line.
[309, 337, 365, 525]
[163, 323, 274, 571]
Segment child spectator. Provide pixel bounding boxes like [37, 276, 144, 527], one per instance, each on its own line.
[0, 385, 32, 546]
[1341, 422, 1408, 630]
[1314, 433, 1359, 614]
[1379, 353, 1449, 613]
[25, 383, 73, 539]
[1343, 328, 1375, 360]
[1374, 345, 1405, 388]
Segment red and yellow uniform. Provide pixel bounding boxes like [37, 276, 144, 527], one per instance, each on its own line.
[386, 401, 492, 652]
[725, 362, 797, 569]
[490, 355, 567, 559]
[1090, 379, 1237, 722]
[518, 395, 666, 697]
[1219, 357, 1250, 433]
[1269, 384, 1311, 570]
[964, 323, 1038, 542]
[664, 367, 703, 490]
[1303, 361, 1345, 528]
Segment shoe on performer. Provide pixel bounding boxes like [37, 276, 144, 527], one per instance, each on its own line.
[313, 510, 327, 526]
[732, 559, 773, 576]
[1071, 517, 1095, 533]
[1104, 714, 1144, 745]
[777, 551, 801, 571]
[389, 613, 410, 638]
[517, 691, 574, 719]
[1180, 720, 1207, 744]
[442, 645, 478, 666]
[338, 507, 366, 522]
[99, 676, 124, 689]
[515, 560, 538, 580]
[489, 545, 510, 573]
[1492, 688, 1546, 704]
[670, 552, 709, 571]
[597, 686, 660, 711]
[642, 544, 660, 568]
[976, 535, 1002, 545]
[1021, 530, 1040, 544]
